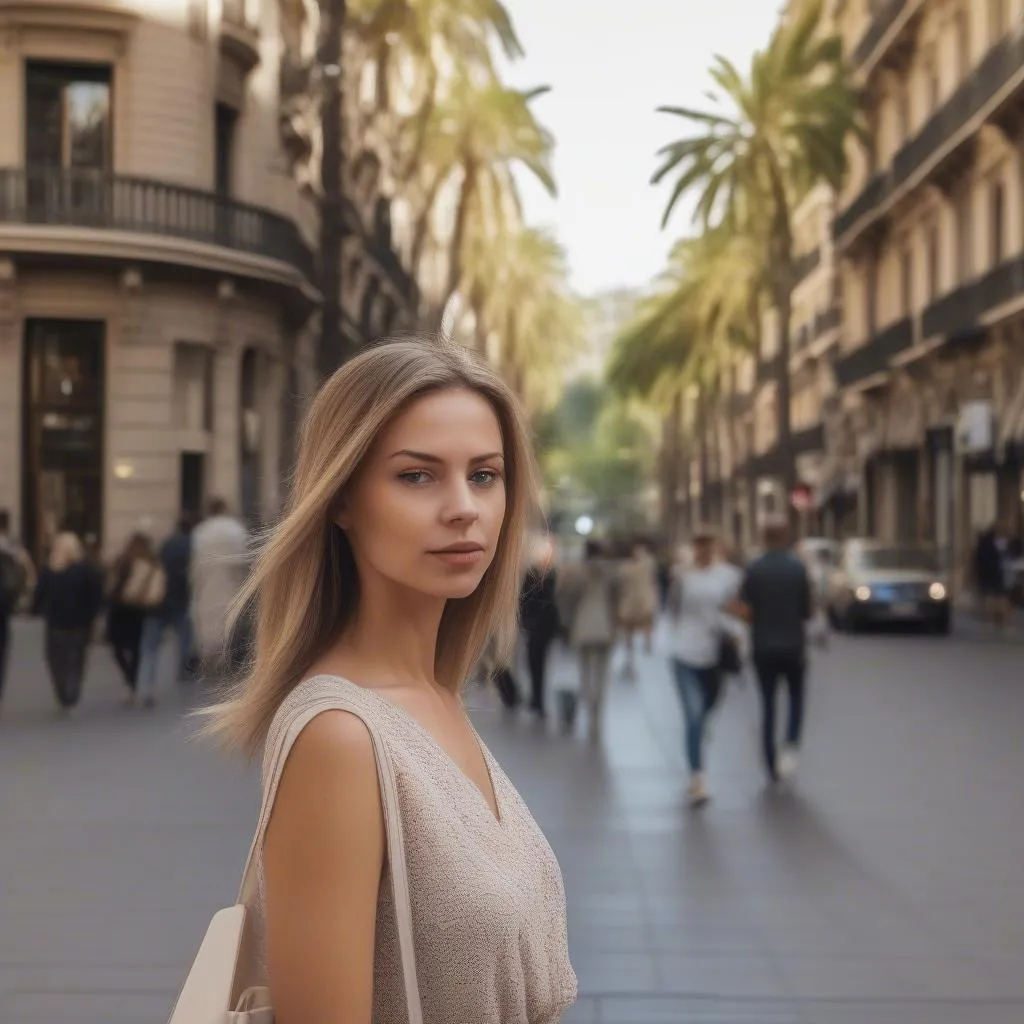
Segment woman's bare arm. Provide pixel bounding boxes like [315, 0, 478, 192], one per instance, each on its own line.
[263, 710, 385, 1024]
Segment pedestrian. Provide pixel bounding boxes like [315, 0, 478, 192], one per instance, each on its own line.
[519, 532, 561, 719]
[665, 525, 743, 807]
[137, 514, 196, 707]
[0, 508, 35, 712]
[190, 497, 249, 672]
[31, 531, 104, 713]
[736, 518, 813, 785]
[973, 521, 1012, 630]
[556, 539, 621, 741]
[106, 532, 165, 701]
[617, 540, 658, 678]
[186, 338, 575, 1024]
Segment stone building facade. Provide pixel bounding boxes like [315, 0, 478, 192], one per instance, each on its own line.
[0, 0, 418, 561]
[832, 0, 1024, 574]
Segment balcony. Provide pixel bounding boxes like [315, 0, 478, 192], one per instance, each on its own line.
[847, 0, 921, 74]
[757, 352, 785, 384]
[833, 316, 913, 388]
[921, 256, 1024, 343]
[793, 246, 821, 287]
[220, 0, 260, 73]
[792, 423, 826, 455]
[0, 166, 315, 285]
[814, 305, 842, 339]
[836, 33, 1024, 249]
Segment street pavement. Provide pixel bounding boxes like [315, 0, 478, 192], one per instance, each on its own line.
[1, 615, 1023, 1024]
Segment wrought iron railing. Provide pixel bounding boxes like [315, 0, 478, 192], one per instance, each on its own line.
[0, 166, 315, 281]
[833, 316, 913, 387]
[852, 0, 908, 68]
[922, 255, 1024, 341]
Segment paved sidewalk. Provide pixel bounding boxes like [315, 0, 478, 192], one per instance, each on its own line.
[1, 618, 1023, 1023]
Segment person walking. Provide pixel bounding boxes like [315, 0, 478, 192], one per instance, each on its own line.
[737, 519, 813, 785]
[519, 533, 561, 719]
[556, 540, 621, 741]
[974, 521, 1012, 630]
[137, 515, 194, 706]
[618, 540, 658, 678]
[32, 531, 104, 713]
[0, 509, 35, 712]
[189, 338, 575, 1024]
[190, 498, 250, 672]
[665, 526, 743, 807]
[106, 533, 165, 701]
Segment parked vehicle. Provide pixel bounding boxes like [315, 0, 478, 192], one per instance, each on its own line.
[826, 539, 951, 635]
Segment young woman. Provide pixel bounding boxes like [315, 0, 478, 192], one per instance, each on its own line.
[666, 527, 743, 807]
[204, 339, 576, 1023]
[106, 532, 163, 699]
[32, 531, 104, 712]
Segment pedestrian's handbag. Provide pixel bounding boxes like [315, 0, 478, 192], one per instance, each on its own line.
[165, 691, 423, 1024]
[122, 560, 166, 610]
[716, 631, 742, 676]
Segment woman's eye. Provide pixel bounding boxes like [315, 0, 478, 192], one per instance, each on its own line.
[471, 469, 502, 487]
[398, 470, 431, 485]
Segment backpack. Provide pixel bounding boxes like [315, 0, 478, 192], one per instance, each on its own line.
[0, 548, 26, 614]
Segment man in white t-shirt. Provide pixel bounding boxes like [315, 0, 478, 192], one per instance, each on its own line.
[666, 526, 743, 806]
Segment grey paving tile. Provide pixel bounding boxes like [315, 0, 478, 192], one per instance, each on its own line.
[596, 995, 804, 1023]
[774, 956, 908, 1000]
[572, 951, 659, 995]
[653, 953, 788, 999]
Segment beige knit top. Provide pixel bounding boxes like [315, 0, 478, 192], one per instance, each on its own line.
[253, 675, 577, 1023]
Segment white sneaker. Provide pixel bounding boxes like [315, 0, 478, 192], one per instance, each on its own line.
[778, 747, 799, 779]
[688, 774, 710, 807]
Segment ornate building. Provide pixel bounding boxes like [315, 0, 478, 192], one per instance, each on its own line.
[831, 0, 1024, 574]
[0, 0, 418, 560]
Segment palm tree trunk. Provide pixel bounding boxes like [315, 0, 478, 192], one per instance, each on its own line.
[660, 391, 682, 543]
[410, 173, 445, 280]
[726, 364, 740, 543]
[697, 389, 710, 523]
[443, 160, 477, 307]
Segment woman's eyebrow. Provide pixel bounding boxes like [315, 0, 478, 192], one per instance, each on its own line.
[388, 450, 505, 464]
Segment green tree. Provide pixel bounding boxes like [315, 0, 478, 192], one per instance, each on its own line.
[651, 0, 857, 514]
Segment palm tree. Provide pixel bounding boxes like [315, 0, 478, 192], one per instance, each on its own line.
[409, 75, 556, 309]
[651, 0, 857, 517]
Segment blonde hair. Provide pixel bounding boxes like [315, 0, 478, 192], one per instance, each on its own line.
[49, 532, 84, 572]
[201, 337, 539, 756]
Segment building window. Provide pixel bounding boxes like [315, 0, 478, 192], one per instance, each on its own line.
[925, 219, 940, 301]
[214, 103, 237, 196]
[924, 49, 940, 112]
[990, 175, 1005, 265]
[956, 188, 973, 282]
[955, 8, 971, 79]
[25, 62, 112, 171]
[173, 343, 214, 432]
[900, 246, 913, 315]
[989, 0, 1007, 41]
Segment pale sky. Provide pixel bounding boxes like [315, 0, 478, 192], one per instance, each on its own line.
[500, 0, 783, 297]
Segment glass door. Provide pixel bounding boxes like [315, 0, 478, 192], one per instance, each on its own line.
[21, 320, 105, 561]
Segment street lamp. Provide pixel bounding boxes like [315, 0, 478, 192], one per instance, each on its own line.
[575, 515, 594, 537]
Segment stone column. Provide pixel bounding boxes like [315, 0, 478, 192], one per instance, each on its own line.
[211, 280, 242, 512]
[0, 258, 19, 528]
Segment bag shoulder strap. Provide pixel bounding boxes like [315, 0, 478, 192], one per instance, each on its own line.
[238, 678, 423, 1024]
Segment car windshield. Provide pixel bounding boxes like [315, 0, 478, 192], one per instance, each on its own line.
[855, 547, 939, 572]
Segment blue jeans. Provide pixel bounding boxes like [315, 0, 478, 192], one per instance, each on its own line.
[671, 659, 720, 773]
[137, 611, 193, 700]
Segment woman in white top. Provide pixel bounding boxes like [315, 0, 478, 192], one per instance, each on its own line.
[666, 526, 742, 806]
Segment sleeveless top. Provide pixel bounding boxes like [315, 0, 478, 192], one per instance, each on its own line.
[253, 675, 577, 1023]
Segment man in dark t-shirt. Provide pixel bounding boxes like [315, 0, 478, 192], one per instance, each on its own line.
[738, 519, 812, 783]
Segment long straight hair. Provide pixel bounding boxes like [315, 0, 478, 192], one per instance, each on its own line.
[200, 337, 539, 757]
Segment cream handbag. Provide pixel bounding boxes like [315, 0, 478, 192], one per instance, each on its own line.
[167, 694, 424, 1023]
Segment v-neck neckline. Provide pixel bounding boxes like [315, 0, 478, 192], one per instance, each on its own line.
[327, 676, 505, 827]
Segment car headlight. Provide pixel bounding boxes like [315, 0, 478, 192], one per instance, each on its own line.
[854, 585, 872, 602]
[928, 582, 947, 601]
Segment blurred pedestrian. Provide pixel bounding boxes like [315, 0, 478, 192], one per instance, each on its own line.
[618, 540, 658, 678]
[556, 539, 621, 741]
[190, 498, 250, 672]
[137, 514, 196, 707]
[665, 525, 743, 807]
[520, 533, 561, 719]
[0, 508, 35, 712]
[737, 519, 812, 784]
[107, 532, 165, 701]
[974, 521, 1012, 630]
[32, 531, 104, 713]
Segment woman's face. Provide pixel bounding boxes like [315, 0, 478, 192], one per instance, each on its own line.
[339, 388, 508, 601]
